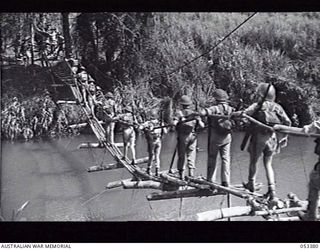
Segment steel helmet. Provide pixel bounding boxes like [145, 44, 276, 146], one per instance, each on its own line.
[257, 83, 276, 101]
[180, 95, 192, 106]
[213, 89, 229, 102]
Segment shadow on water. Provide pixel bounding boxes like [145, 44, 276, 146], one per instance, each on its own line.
[1, 131, 317, 221]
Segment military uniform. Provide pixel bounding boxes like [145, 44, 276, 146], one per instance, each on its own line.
[140, 117, 167, 176]
[102, 92, 117, 144]
[201, 89, 234, 186]
[302, 120, 320, 221]
[241, 84, 291, 199]
[119, 112, 136, 164]
[173, 95, 204, 179]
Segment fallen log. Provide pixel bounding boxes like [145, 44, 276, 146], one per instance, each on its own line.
[147, 188, 225, 201]
[122, 180, 163, 190]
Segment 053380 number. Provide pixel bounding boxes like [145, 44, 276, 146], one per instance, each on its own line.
[300, 244, 319, 248]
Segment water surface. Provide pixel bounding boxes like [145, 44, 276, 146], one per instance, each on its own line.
[1, 131, 316, 221]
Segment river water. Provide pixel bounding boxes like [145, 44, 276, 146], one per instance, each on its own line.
[1, 131, 317, 221]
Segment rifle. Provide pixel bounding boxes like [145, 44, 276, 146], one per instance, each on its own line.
[240, 84, 272, 151]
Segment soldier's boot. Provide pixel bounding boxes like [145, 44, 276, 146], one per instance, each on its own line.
[221, 181, 229, 187]
[155, 168, 159, 177]
[179, 170, 185, 180]
[243, 181, 255, 192]
[264, 185, 276, 200]
[146, 167, 151, 175]
[188, 168, 194, 177]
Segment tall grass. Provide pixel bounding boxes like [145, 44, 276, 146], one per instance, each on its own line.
[127, 12, 320, 124]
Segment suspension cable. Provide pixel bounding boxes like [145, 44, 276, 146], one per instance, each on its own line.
[146, 12, 258, 83]
[83, 13, 258, 89]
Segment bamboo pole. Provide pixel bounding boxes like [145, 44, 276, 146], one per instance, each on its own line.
[122, 180, 163, 190]
[87, 164, 123, 172]
[160, 173, 207, 189]
[78, 142, 103, 149]
[105, 178, 132, 189]
[197, 205, 309, 221]
[268, 216, 300, 221]
[186, 176, 250, 199]
[147, 189, 225, 201]
[78, 142, 124, 149]
[108, 156, 149, 168]
[274, 124, 320, 138]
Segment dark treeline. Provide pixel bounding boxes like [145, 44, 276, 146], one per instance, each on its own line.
[1, 12, 320, 139]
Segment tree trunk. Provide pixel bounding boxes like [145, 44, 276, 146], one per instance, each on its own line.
[61, 12, 72, 58]
[29, 14, 35, 65]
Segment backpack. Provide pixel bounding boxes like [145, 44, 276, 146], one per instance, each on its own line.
[177, 109, 197, 135]
[211, 104, 233, 134]
[255, 104, 281, 126]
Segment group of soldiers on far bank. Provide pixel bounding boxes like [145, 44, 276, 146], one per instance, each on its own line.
[67, 64, 319, 221]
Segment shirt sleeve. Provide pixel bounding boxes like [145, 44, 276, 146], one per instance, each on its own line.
[205, 106, 219, 116]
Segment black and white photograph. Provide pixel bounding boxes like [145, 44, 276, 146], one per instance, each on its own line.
[1, 11, 320, 228]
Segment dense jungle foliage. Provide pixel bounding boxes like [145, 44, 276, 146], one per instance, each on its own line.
[1, 12, 320, 139]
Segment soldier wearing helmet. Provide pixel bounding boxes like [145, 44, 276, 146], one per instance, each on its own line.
[101, 91, 117, 144]
[172, 95, 205, 180]
[199, 89, 234, 187]
[117, 106, 138, 165]
[76, 65, 90, 108]
[233, 82, 291, 201]
[274, 120, 320, 221]
[139, 109, 168, 176]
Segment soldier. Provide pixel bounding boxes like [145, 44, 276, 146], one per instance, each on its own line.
[233, 83, 291, 201]
[118, 107, 138, 165]
[102, 92, 117, 144]
[140, 109, 167, 176]
[274, 121, 320, 221]
[87, 81, 99, 118]
[77, 66, 91, 109]
[199, 89, 234, 187]
[172, 95, 205, 180]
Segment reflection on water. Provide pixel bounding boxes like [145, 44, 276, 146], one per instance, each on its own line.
[1, 131, 317, 221]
